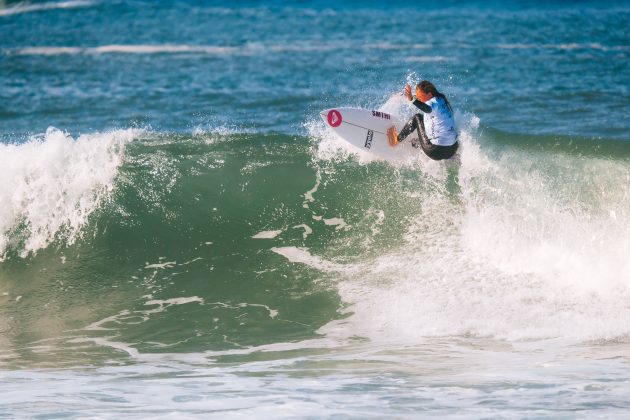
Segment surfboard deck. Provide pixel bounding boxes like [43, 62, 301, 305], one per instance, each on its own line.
[320, 107, 419, 160]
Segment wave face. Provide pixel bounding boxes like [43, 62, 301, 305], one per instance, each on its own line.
[1, 0, 629, 416]
[1, 121, 630, 416]
[2, 122, 629, 349]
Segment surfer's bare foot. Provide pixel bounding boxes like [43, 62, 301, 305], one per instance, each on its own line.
[387, 127, 398, 147]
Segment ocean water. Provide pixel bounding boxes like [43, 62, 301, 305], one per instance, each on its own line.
[1, 0, 630, 417]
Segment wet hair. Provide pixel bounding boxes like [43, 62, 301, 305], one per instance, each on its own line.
[416, 80, 453, 113]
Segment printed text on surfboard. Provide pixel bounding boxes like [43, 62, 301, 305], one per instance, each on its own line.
[371, 110, 391, 120]
[364, 129, 373, 149]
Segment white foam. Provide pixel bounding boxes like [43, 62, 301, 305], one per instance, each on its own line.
[10, 42, 439, 57]
[145, 296, 204, 307]
[302, 169, 321, 208]
[497, 43, 630, 52]
[14, 44, 239, 56]
[15, 46, 83, 55]
[252, 230, 283, 239]
[237, 303, 278, 319]
[303, 110, 630, 344]
[144, 261, 177, 270]
[271, 247, 347, 273]
[75, 296, 205, 358]
[10, 41, 629, 58]
[305, 117, 370, 164]
[403, 56, 454, 62]
[178, 257, 203, 266]
[84, 310, 133, 331]
[0, 127, 139, 259]
[0, 0, 94, 17]
[92, 44, 238, 55]
[292, 224, 313, 239]
[323, 218, 349, 231]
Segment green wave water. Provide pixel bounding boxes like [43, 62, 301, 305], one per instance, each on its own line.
[2, 118, 629, 365]
[0, 118, 629, 416]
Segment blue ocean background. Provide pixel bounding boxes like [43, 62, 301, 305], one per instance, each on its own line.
[1, 0, 629, 417]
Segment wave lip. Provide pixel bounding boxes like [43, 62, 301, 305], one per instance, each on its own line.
[0, 127, 140, 260]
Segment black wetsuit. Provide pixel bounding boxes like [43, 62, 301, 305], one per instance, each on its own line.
[397, 99, 458, 161]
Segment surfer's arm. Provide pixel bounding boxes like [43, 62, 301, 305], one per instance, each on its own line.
[411, 99, 432, 113]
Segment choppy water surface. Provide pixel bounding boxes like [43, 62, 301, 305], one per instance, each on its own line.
[1, 0, 629, 417]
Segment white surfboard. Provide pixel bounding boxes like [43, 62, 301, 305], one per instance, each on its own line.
[319, 107, 419, 160]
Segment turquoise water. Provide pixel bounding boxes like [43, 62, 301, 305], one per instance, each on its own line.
[1, 0, 630, 417]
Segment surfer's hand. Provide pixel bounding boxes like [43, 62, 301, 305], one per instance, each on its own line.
[404, 84, 413, 101]
[387, 127, 398, 147]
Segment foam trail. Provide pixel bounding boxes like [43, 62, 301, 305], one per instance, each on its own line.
[272, 247, 347, 273]
[0, 127, 140, 259]
[252, 230, 283, 239]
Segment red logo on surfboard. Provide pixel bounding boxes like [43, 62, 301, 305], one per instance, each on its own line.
[327, 110, 342, 127]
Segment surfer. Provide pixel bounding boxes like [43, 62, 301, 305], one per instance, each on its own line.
[386, 81, 458, 160]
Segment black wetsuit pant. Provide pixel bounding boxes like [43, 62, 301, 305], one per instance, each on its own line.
[398, 113, 458, 161]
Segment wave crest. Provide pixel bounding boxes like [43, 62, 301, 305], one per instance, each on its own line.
[0, 127, 139, 259]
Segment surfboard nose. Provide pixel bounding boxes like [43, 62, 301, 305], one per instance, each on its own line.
[319, 109, 333, 124]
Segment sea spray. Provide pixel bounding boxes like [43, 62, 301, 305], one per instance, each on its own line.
[301, 114, 630, 343]
[0, 128, 139, 259]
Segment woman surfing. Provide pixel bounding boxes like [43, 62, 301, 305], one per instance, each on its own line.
[386, 81, 458, 160]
